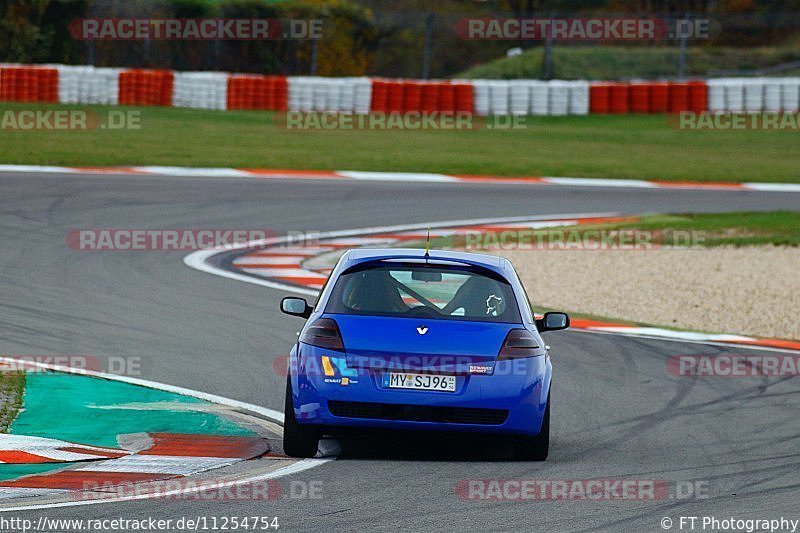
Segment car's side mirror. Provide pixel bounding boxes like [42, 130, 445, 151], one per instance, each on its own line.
[281, 297, 313, 319]
[536, 312, 570, 332]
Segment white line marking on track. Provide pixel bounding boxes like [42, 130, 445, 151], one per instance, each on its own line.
[335, 171, 457, 182]
[743, 182, 800, 192]
[542, 177, 658, 188]
[135, 166, 254, 178]
[0, 165, 80, 174]
[233, 256, 308, 265]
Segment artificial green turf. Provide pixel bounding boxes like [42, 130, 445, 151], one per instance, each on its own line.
[0, 371, 256, 482]
[1, 102, 799, 182]
[10, 372, 254, 448]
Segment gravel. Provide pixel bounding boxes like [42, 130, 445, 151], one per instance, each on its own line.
[494, 246, 800, 341]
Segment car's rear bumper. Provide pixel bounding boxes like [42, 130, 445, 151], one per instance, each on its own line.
[289, 345, 552, 436]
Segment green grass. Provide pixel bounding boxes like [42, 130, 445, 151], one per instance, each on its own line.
[412, 212, 800, 251]
[1, 103, 800, 182]
[0, 371, 26, 433]
[601, 212, 800, 246]
[512, 211, 800, 247]
[457, 44, 800, 80]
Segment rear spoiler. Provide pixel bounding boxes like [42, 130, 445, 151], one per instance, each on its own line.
[340, 255, 511, 283]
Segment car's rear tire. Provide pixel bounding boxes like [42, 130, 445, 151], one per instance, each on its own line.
[283, 376, 320, 458]
[512, 393, 550, 461]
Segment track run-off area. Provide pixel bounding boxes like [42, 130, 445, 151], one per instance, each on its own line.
[1, 169, 799, 531]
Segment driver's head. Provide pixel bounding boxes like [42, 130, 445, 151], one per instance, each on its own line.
[345, 269, 404, 312]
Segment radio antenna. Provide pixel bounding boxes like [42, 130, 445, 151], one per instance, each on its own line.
[424, 227, 431, 262]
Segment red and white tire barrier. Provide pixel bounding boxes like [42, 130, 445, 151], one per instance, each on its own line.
[0, 66, 59, 103]
[589, 80, 709, 114]
[289, 76, 371, 113]
[471, 79, 588, 116]
[174, 71, 228, 110]
[228, 74, 288, 111]
[118, 69, 174, 106]
[56, 65, 122, 105]
[706, 78, 800, 113]
[2, 62, 798, 116]
[370, 79, 473, 114]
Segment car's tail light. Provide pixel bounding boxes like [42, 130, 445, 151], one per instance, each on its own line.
[300, 318, 345, 352]
[497, 329, 539, 360]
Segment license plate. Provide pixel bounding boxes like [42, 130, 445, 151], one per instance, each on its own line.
[387, 373, 456, 392]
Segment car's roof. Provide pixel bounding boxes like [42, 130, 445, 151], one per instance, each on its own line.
[341, 248, 513, 275]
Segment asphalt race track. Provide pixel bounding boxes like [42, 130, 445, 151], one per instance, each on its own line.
[2, 171, 799, 531]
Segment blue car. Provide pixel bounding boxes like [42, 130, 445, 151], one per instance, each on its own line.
[279, 248, 569, 460]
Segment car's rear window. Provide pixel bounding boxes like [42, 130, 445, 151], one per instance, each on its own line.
[325, 263, 521, 323]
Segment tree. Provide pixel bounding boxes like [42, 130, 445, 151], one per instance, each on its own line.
[0, 0, 51, 62]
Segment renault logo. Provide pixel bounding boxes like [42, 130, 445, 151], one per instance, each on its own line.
[417, 326, 429, 335]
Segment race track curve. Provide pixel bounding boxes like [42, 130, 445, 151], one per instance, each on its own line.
[2, 171, 799, 531]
